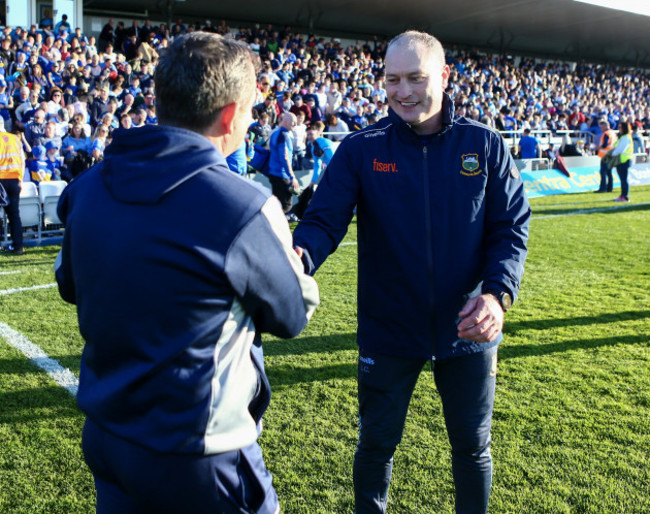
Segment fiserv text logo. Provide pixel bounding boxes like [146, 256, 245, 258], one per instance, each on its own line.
[373, 159, 399, 173]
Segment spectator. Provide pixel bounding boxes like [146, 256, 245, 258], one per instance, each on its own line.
[289, 95, 311, 123]
[131, 107, 147, 128]
[98, 18, 115, 53]
[248, 111, 272, 146]
[137, 34, 159, 66]
[45, 140, 64, 179]
[0, 129, 26, 254]
[28, 144, 52, 185]
[253, 95, 278, 125]
[595, 120, 617, 193]
[611, 121, 634, 202]
[631, 125, 645, 154]
[306, 121, 334, 185]
[90, 85, 110, 125]
[325, 114, 349, 141]
[568, 104, 586, 131]
[268, 111, 299, 214]
[40, 120, 62, 150]
[91, 124, 110, 160]
[305, 97, 324, 125]
[46, 87, 65, 116]
[292, 110, 308, 169]
[518, 128, 540, 159]
[225, 141, 249, 176]
[25, 108, 47, 148]
[62, 122, 91, 168]
[0, 79, 14, 132]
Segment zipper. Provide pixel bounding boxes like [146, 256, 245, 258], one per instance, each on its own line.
[421, 144, 435, 357]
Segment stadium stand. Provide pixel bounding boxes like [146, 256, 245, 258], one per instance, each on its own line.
[0, 17, 648, 248]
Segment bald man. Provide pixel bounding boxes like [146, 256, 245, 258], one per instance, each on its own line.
[294, 30, 530, 513]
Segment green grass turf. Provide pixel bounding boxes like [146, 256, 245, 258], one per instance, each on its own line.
[1, 185, 649, 513]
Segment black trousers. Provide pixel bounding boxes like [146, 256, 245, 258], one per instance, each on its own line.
[268, 175, 293, 213]
[0, 179, 23, 249]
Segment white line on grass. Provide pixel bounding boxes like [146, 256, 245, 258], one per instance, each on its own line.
[533, 202, 650, 219]
[0, 283, 57, 295]
[0, 270, 22, 276]
[0, 321, 79, 396]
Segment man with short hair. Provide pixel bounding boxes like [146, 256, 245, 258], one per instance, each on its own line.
[253, 95, 278, 126]
[38, 120, 61, 150]
[249, 111, 272, 147]
[294, 30, 530, 513]
[25, 108, 46, 148]
[268, 111, 300, 215]
[13, 87, 37, 130]
[90, 85, 110, 126]
[518, 128, 540, 159]
[306, 121, 333, 185]
[289, 95, 311, 124]
[56, 32, 318, 514]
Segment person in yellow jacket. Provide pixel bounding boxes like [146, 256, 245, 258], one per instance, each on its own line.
[595, 120, 617, 193]
[611, 121, 634, 202]
[0, 131, 26, 254]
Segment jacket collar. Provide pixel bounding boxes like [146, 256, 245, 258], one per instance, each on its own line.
[388, 93, 455, 141]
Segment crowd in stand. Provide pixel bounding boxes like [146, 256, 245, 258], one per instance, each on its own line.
[1, 16, 649, 186]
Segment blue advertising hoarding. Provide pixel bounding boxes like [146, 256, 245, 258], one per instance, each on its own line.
[521, 161, 650, 199]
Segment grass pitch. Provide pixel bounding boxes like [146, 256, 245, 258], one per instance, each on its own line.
[1, 186, 649, 513]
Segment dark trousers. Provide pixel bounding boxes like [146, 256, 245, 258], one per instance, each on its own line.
[0, 179, 23, 249]
[353, 346, 497, 514]
[615, 160, 631, 199]
[268, 174, 293, 213]
[598, 160, 613, 192]
[82, 418, 279, 514]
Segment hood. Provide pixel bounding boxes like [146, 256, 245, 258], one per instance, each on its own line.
[102, 125, 224, 204]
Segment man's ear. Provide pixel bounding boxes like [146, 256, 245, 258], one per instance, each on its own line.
[217, 101, 238, 136]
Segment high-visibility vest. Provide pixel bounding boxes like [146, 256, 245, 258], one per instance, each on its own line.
[616, 135, 634, 164]
[0, 133, 23, 181]
[598, 129, 617, 158]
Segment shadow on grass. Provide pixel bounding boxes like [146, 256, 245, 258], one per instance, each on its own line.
[506, 310, 650, 333]
[0, 386, 81, 424]
[268, 362, 358, 387]
[532, 202, 650, 217]
[0, 257, 59, 267]
[263, 333, 357, 357]
[0, 356, 80, 375]
[500, 333, 647, 360]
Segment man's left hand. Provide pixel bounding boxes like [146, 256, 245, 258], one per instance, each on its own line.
[456, 294, 504, 343]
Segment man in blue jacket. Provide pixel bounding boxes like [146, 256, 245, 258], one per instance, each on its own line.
[56, 32, 319, 514]
[293, 31, 530, 513]
[268, 111, 299, 214]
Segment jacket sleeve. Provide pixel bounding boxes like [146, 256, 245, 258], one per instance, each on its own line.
[292, 138, 360, 274]
[482, 133, 531, 302]
[225, 196, 319, 338]
[54, 187, 76, 304]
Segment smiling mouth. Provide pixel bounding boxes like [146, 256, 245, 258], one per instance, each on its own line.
[399, 102, 417, 107]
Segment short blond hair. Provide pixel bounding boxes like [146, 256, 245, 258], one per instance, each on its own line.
[387, 30, 445, 67]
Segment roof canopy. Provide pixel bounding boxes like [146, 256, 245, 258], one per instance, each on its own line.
[85, 0, 650, 67]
